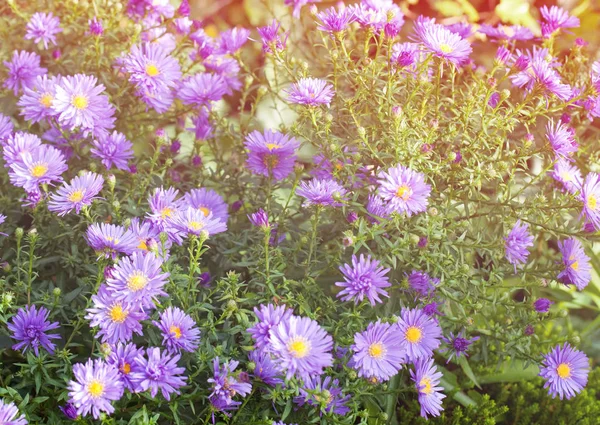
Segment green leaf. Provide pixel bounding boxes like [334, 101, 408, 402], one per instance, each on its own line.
[459, 356, 481, 389]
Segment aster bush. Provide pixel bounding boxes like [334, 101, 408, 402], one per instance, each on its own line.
[1, 0, 600, 424]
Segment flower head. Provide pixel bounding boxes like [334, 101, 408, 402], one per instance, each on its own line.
[540, 6, 580, 38]
[107, 343, 145, 391]
[366, 194, 391, 223]
[17, 74, 60, 123]
[208, 357, 252, 411]
[407, 270, 439, 297]
[147, 187, 185, 235]
[257, 20, 287, 53]
[286, 78, 334, 107]
[295, 375, 351, 415]
[410, 358, 446, 418]
[244, 130, 300, 181]
[25, 12, 62, 49]
[316, 7, 356, 33]
[478, 24, 533, 41]
[511, 60, 572, 101]
[91, 131, 134, 171]
[351, 321, 406, 381]
[296, 178, 347, 207]
[248, 350, 283, 386]
[534, 298, 553, 313]
[504, 220, 534, 271]
[7, 305, 60, 356]
[396, 307, 442, 361]
[557, 238, 591, 291]
[551, 158, 582, 194]
[247, 304, 293, 348]
[88, 17, 104, 36]
[413, 17, 472, 65]
[130, 347, 187, 400]
[2, 132, 42, 167]
[48, 172, 104, 216]
[3, 51, 47, 95]
[248, 209, 270, 228]
[153, 307, 200, 354]
[85, 223, 138, 260]
[440, 330, 479, 363]
[0, 399, 27, 425]
[377, 164, 431, 216]
[172, 206, 227, 237]
[546, 121, 578, 159]
[581, 173, 600, 230]
[217, 27, 250, 54]
[8, 144, 67, 192]
[540, 343, 589, 399]
[177, 73, 228, 108]
[183, 188, 228, 223]
[336, 254, 391, 306]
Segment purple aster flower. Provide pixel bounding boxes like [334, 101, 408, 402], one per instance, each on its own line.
[190, 108, 214, 140]
[295, 375, 350, 415]
[268, 315, 334, 380]
[7, 305, 60, 356]
[203, 55, 241, 95]
[413, 17, 472, 65]
[248, 350, 283, 386]
[147, 187, 185, 233]
[177, 73, 228, 108]
[52, 74, 116, 137]
[8, 144, 67, 192]
[0, 113, 13, 140]
[86, 285, 146, 344]
[190, 29, 217, 59]
[217, 27, 250, 54]
[68, 359, 125, 419]
[172, 206, 227, 238]
[153, 307, 200, 354]
[25, 12, 62, 49]
[557, 238, 591, 291]
[580, 173, 600, 230]
[0, 399, 27, 425]
[440, 330, 479, 363]
[17, 74, 60, 123]
[316, 7, 356, 33]
[366, 194, 391, 224]
[407, 270, 438, 297]
[129, 217, 170, 256]
[335, 254, 391, 306]
[257, 20, 287, 53]
[511, 60, 572, 101]
[91, 131, 134, 171]
[106, 252, 169, 310]
[410, 357, 446, 418]
[540, 343, 589, 400]
[107, 343, 145, 392]
[3, 51, 47, 95]
[286, 78, 334, 107]
[248, 209, 270, 228]
[546, 120, 578, 159]
[85, 223, 138, 260]
[397, 307, 442, 361]
[2, 132, 42, 167]
[296, 178, 347, 207]
[48, 172, 104, 216]
[488, 92, 500, 108]
[478, 24, 534, 41]
[130, 347, 186, 400]
[59, 403, 78, 420]
[244, 129, 300, 181]
[351, 321, 406, 381]
[247, 304, 293, 348]
[446, 22, 473, 38]
[184, 188, 228, 224]
[534, 298, 553, 313]
[540, 6, 580, 38]
[423, 301, 443, 317]
[88, 17, 104, 36]
[504, 220, 534, 271]
[551, 158, 582, 194]
[208, 357, 252, 412]
[377, 164, 431, 216]
[350, 4, 387, 29]
[390, 42, 422, 71]
[495, 46, 512, 65]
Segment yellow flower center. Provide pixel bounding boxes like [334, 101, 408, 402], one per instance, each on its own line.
[569, 255, 579, 271]
[189, 221, 204, 231]
[39, 93, 53, 108]
[557, 363, 571, 379]
[68, 190, 85, 203]
[560, 172, 572, 182]
[405, 326, 423, 344]
[109, 304, 128, 323]
[287, 337, 311, 358]
[502, 26, 516, 37]
[395, 185, 411, 201]
[120, 363, 131, 374]
[31, 164, 48, 178]
[368, 342, 385, 359]
[199, 207, 210, 217]
[87, 380, 105, 398]
[588, 195, 597, 211]
[419, 377, 433, 394]
[138, 239, 148, 251]
[265, 143, 281, 151]
[161, 208, 173, 219]
[71, 95, 89, 110]
[145, 64, 160, 77]
[127, 272, 149, 291]
[170, 325, 182, 339]
[439, 43, 453, 54]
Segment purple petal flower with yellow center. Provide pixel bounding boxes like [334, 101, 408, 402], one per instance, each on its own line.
[247, 303, 293, 348]
[257, 20, 287, 53]
[184, 188, 229, 224]
[286, 78, 334, 107]
[580, 173, 600, 230]
[248, 208, 270, 228]
[407, 270, 439, 297]
[153, 307, 200, 354]
[68, 359, 124, 419]
[377, 164, 431, 216]
[534, 298, 553, 313]
[551, 158, 582, 194]
[3, 51, 47, 95]
[351, 321, 405, 381]
[18, 74, 60, 124]
[177, 73, 228, 108]
[130, 347, 186, 400]
[244, 129, 300, 181]
[107, 343, 144, 392]
[172, 206, 228, 237]
[8, 144, 67, 192]
[397, 307, 442, 361]
[268, 315, 334, 380]
[91, 131, 134, 171]
[478, 24, 533, 41]
[440, 330, 479, 363]
[557, 237, 591, 290]
[7, 305, 60, 356]
[0, 113, 14, 140]
[295, 375, 351, 415]
[85, 223, 138, 259]
[504, 220, 534, 272]
[540, 6, 580, 38]
[106, 251, 169, 310]
[217, 27, 250, 54]
[410, 357, 445, 418]
[336, 254, 391, 306]
[208, 357, 252, 412]
[316, 6, 356, 33]
[147, 186, 184, 233]
[48, 172, 104, 216]
[121, 42, 182, 92]
[0, 399, 27, 425]
[296, 178, 347, 207]
[413, 17, 472, 65]
[248, 350, 283, 386]
[25, 12, 62, 49]
[2, 132, 42, 167]
[129, 217, 169, 256]
[540, 343, 589, 400]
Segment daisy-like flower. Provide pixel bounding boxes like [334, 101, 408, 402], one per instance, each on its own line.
[190, 29, 216, 59]
[208, 357, 252, 412]
[407, 270, 439, 297]
[0, 399, 27, 425]
[540, 343, 589, 399]
[244, 129, 300, 181]
[551, 158, 582, 194]
[0, 113, 13, 140]
[440, 330, 479, 363]
[2, 132, 42, 167]
[335, 254, 391, 306]
[8, 144, 67, 192]
[91, 131, 134, 171]
[316, 7, 356, 33]
[504, 220, 534, 272]
[546, 120, 578, 159]
[17, 74, 60, 123]
[413, 17, 472, 65]
[130, 347, 187, 400]
[268, 315, 334, 380]
[390, 42, 423, 72]
[3, 51, 47, 95]
[540, 6, 580, 38]
[295, 375, 351, 415]
[177, 73, 228, 108]
[351, 321, 406, 381]
[580, 173, 600, 230]
[217, 27, 250, 54]
[107, 343, 145, 392]
[478, 24, 534, 41]
[52, 74, 116, 137]
[366, 193, 391, 223]
[396, 307, 442, 361]
[248, 350, 283, 386]
[286, 78, 334, 107]
[7, 305, 60, 356]
[172, 207, 228, 238]
[68, 359, 124, 419]
[511, 60, 572, 101]
[377, 164, 431, 216]
[25, 12, 62, 49]
[85, 223, 138, 259]
[557, 238, 591, 290]
[257, 20, 287, 53]
[410, 358, 446, 418]
[203, 55, 242, 95]
[48, 172, 104, 216]
[183, 188, 229, 224]
[129, 217, 170, 257]
[446, 22, 473, 38]
[120, 43, 181, 93]
[86, 285, 147, 344]
[153, 307, 200, 354]
[247, 304, 293, 348]
[106, 252, 169, 310]
[296, 178, 347, 207]
[147, 187, 185, 241]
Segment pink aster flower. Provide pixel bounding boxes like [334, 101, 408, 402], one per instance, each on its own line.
[377, 164, 431, 216]
[25, 12, 62, 49]
[551, 159, 582, 194]
[546, 120, 578, 159]
[413, 17, 472, 65]
[217, 27, 250, 54]
[316, 6, 356, 33]
[286, 78, 334, 107]
[540, 6, 580, 38]
[396, 307, 442, 362]
[580, 173, 600, 233]
[244, 129, 300, 181]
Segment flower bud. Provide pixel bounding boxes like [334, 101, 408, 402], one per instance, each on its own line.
[15, 227, 24, 240]
[107, 174, 116, 191]
[428, 207, 438, 216]
[357, 127, 366, 138]
[53, 287, 61, 297]
[570, 335, 581, 345]
[257, 86, 268, 98]
[226, 299, 238, 311]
